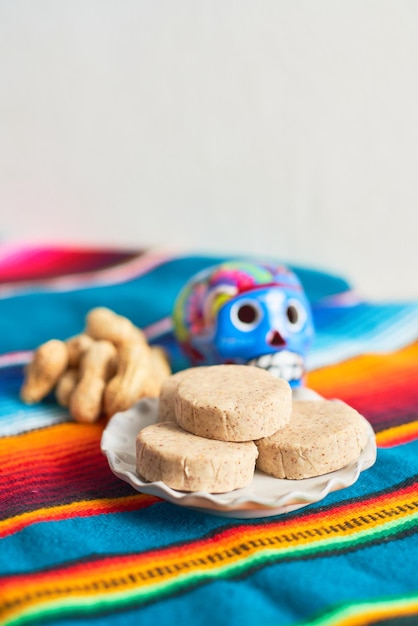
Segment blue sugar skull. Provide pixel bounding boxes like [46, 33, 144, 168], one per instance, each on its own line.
[173, 261, 314, 387]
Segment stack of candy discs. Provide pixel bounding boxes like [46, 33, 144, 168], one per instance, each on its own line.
[136, 364, 370, 493]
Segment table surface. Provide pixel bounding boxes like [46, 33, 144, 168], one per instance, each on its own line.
[1, 244, 417, 626]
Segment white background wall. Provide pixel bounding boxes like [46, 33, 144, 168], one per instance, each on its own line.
[1, 1, 417, 299]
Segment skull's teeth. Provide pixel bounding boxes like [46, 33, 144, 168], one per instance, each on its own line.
[247, 351, 304, 382]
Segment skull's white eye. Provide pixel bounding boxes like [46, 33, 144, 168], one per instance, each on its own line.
[230, 300, 263, 332]
[285, 299, 307, 332]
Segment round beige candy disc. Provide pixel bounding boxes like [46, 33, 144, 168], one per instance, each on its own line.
[255, 400, 370, 480]
[157, 368, 205, 423]
[136, 422, 258, 493]
[174, 364, 292, 442]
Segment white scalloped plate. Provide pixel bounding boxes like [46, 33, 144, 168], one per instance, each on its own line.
[100, 389, 377, 519]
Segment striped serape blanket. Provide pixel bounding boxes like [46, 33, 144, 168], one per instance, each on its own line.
[1, 243, 417, 626]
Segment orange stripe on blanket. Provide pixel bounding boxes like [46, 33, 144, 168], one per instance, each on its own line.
[307, 342, 418, 397]
[0, 421, 103, 458]
[375, 421, 418, 448]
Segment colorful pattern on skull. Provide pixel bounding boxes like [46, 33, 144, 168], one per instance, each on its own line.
[173, 261, 314, 386]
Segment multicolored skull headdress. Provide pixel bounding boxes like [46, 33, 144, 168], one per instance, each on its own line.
[173, 261, 314, 387]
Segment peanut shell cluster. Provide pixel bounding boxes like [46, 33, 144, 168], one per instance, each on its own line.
[20, 307, 171, 423]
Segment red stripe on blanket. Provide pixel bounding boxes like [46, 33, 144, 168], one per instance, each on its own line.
[0, 421, 152, 535]
[0, 245, 141, 284]
[0, 494, 160, 539]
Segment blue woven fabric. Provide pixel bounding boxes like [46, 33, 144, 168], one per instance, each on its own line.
[0, 245, 417, 626]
